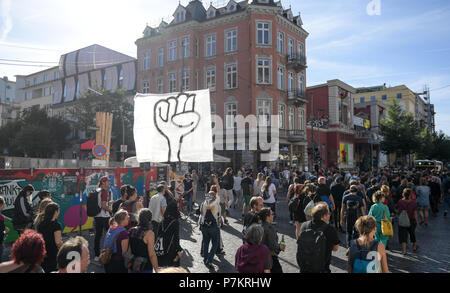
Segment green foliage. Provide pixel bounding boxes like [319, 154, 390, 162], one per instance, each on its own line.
[380, 100, 421, 158]
[417, 130, 450, 163]
[65, 88, 135, 160]
[0, 107, 71, 157]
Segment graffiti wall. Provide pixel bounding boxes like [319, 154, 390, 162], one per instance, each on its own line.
[0, 166, 167, 243]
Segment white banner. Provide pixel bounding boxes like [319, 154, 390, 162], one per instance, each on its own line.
[134, 90, 213, 163]
[354, 116, 364, 127]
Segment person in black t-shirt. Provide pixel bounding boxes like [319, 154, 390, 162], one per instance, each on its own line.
[330, 177, 346, 232]
[241, 172, 254, 216]
[243, 197, 263, 242]
[35, 202, 63, 273]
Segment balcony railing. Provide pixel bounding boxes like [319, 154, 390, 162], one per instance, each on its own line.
[286, 53, 307, 71]
[287, 89, 308, 105]
[279, 129, 306, 142]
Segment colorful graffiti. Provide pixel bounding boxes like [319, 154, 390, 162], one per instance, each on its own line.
[0, 166, 167, 243]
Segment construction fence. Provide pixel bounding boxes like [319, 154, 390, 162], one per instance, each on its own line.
[0, 166, 168, 243]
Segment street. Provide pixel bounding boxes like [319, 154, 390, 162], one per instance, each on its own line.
[4, 189, 447, 273]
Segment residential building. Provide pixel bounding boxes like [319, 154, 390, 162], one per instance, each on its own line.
[136, 0, 309, 169]
[15, 44, 137, 160]
[306, 80, 356, 170]
[354, 84, 434, 130]
[0, 76, 16, 103]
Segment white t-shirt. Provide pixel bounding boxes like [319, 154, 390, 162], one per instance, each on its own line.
[233, 176, 243, 191]
[283, 170, 290, 179]
[149, 193, 167, 223]
[262, 183, 277, 204]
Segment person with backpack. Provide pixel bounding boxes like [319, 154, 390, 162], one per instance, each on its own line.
[235, 224, 272, 273]
[103, 209, 129, 273]
[90, 176, 113, 262]
[259, 208, 285, 273]
[261, 177, 277, 224]
[119, 185, 144, 230]
[286, 177, 300, 225]
[128, 209, 159, 273]
[199, 191, 221, 270]
[341, 185, 366, 248]
[297, 202, 340, 273]
[292, 183, 312, 239]
[397, 188, 419, 255]
[348, 215, 389, 273]
[12, 184, 35, 236]
[156, 201, 182, 268]
[35, 202, 63, 273]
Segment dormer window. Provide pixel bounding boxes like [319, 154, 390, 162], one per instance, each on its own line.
[226, 1, 237, 13]
[209, 11, 215, 18]
[176, 11, 185, 22]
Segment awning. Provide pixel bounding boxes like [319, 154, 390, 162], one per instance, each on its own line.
[80, 140, 95, 150]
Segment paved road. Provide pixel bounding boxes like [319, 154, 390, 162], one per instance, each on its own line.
[3, 190, 448, 273]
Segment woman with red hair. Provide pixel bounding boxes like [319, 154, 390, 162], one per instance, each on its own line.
[0, 229, 46, 273]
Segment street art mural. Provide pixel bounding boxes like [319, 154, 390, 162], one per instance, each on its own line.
[0, 166, 167, 243]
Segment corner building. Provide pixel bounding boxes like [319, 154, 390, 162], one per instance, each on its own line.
[136, 0, 309, 169]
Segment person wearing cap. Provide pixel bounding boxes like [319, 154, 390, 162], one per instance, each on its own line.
[93, 176, 113, 262]
[330, 177, 346, 232]
[341, 185, 366, 248]
[12, 184, 35, 235]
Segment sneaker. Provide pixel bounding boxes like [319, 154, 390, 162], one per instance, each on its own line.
[216, 249, 226, 256]
[205, 263, 215, 270]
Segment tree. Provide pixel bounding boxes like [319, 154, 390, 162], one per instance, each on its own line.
[65, 88, 135, 161]
[417, 130, 450, 163]
[380, 100, 421, 166]
[0, 107, 71, 158]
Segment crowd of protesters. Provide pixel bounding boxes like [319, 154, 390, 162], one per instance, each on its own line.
[0, 165, 448, 274]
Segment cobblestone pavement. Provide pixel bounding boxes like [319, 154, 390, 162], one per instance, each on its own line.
[3, 190, 449, 273]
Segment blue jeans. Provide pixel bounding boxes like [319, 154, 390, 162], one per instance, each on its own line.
[201, 224, 220, 265]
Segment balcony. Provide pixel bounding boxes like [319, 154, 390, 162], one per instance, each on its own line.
[279, 129, 307, 142]
[286, 53, 307, 71]
[287, 89, 308, 106]
[287, 129, 307, 142]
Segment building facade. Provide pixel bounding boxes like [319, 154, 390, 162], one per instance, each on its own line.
[353, 84, 434, 131]
[0, 76, 19, 128]
[14, 44, 137, 159]
[306, 80, 356, 171]
[136, 0, 309, 169]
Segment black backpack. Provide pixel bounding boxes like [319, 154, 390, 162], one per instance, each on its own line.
[201, 202, 217, 227]
[346, 199, 360, 216]
[262, 188, 270, 200]
[297, 222, 328, 273]
[288, 196, 300, 214]
[87, 191, 101, 217]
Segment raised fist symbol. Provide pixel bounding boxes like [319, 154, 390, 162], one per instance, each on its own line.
[154, 93, 200, 162]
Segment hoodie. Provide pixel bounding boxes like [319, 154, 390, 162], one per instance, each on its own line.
[235, 242, 271, 273]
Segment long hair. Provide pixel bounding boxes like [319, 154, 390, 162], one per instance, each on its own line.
[223, 167, 233, 177]
[33, 198, 52, 228]
[256, 173, 265, 184]
[18, 184, 34, 198]
[36, 202, 59, 229]
[262, 177, 272, 192]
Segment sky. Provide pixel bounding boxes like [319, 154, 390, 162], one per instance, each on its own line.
[1, 0, 449, 135]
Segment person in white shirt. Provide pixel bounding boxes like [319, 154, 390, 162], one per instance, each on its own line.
[253, 173, 265, 198]
[233, 171, 243, 210]
[199, 191, 222, 270]
[149, 185, 167, 237]
[261, 177, 277, 225]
